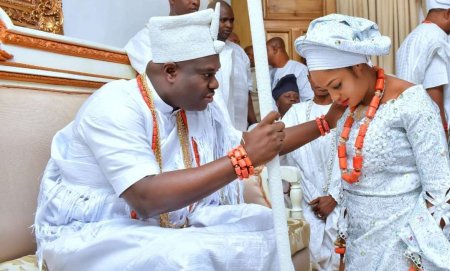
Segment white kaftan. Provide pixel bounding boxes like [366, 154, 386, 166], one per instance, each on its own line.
[34, 76, 278, 271]
[336, 85, 450, 270]
[396, 23, 450, 122]
[216, 41, 253, 131]
[282, 101, 340, 271]
[271, 60, 314, 103]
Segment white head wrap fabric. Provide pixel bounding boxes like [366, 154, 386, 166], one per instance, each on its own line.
[426, 0, 450, 12]
[295, 14, 391, 71]
[148, 3, 225, 63]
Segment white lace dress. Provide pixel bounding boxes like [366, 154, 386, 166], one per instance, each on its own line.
[336, 85, 450, 270]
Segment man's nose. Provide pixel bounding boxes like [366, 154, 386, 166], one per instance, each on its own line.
[210, 75, 219, 89]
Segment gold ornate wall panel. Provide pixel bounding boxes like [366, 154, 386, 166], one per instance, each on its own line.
[0, 9, 135, 92]
[0, 0, 63, 34]
[0, 20, 130, 64]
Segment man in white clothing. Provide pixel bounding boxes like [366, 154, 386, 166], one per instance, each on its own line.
[282, 75, 340, 271]
[34, 7, 287, 271]
[207, 0, 257, 131]
[245, 45, 261, 121]
[396, 0, 450, 136]
[272, 74, 300, 117]
[267, 37, 314, 103]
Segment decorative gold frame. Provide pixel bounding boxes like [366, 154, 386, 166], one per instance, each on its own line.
[0, 0, 63, 34]
[0, 20, 130, 64]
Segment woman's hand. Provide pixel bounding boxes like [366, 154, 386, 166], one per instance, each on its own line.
[309, 195, 337, 220]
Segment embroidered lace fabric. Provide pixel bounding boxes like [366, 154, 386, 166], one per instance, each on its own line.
[336, 85, 450, 270]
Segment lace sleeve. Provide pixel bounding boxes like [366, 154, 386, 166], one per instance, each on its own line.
[401, 88, 450, 235]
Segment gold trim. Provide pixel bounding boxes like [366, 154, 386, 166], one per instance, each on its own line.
[0, 21, 130, 64]
[0, 48, 13, 60]
[0, 61, 124, 80]
[0, 70, 104, 88]
[0, 83, 94, 95]
[0, 0, 63, 34]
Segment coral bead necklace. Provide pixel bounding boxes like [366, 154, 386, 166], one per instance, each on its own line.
[338, 67, 385, 184]
[135, 74, 200, 227]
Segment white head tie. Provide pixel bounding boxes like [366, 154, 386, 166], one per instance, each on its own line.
[148, 3, 224, 63]
[426, 0, 450, 12]
[295, 14, 391, 71]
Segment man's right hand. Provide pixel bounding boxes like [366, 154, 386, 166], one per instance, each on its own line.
[243, 111, 285, 166]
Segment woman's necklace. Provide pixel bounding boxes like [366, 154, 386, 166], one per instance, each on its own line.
[137, 74, 200, 228]
[338, 67, 385, 184]
[306, 100, 336, 193]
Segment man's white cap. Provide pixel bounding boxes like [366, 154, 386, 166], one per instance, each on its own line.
[148, 3, 225, 64]
[426, 0, 450, 12]
[295, 14, 391, 71]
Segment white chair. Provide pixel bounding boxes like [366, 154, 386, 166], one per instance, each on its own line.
[244, 165, 311, 271]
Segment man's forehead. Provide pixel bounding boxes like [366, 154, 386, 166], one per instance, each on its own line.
[220, 5, 234, 17]
[179, 55, 221, 70]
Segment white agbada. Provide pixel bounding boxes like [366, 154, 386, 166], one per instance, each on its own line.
[396, 22, 450, 121]
[35, 8, 279, 271]
[271, 60, 314, 102]
[216, 40, 253, 131]
[34, 77, 278, 271]
[282, 101, 340, 271]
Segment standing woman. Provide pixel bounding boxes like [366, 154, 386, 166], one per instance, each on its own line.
[295, 14, 450, 270]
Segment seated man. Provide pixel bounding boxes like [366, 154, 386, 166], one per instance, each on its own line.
[272, 74, 300, 117]
[34, 7, 285, 271]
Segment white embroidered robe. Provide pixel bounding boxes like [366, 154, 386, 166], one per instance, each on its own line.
[34, 76, 279, 271]
[282, 101, 341, 271]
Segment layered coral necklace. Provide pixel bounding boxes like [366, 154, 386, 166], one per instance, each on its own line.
[136, 74, 200, 228]
[338, 67, 385, 184]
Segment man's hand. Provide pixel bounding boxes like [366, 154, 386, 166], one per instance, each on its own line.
[243, 111, 285, 166]
[309, 195, 337, 220]
[325, 103, 347, 129]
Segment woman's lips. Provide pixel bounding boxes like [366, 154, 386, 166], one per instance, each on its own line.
[340, 98, 349, 106]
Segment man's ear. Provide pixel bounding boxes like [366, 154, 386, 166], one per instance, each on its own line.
[444, 8, 450, 18]
[445, 8, 450, 21]
[163, 62, 178, 83]
[275, 99, 281, 108]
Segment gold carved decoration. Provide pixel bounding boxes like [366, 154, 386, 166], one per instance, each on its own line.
[0, 21, 130, 64]
[0, 0, 63, 34]
[0, 70, 105, 88]
[0, 47, 12, 60]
